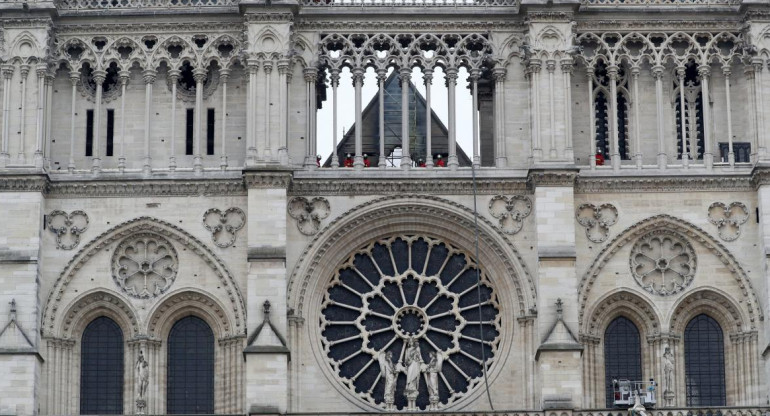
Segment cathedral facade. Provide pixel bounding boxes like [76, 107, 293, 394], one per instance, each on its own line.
[0, 0, 769, 415]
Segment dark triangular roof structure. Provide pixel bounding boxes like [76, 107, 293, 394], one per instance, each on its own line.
[324, 71, 472, 167]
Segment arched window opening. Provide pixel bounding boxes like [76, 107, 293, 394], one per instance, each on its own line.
[593, 61, 631, 162]
[674, 62, 705, 161]
[684, 314, 726, 406]
[604, 316, 642, 408]
[167, 315, 215, 414]
[80, 316, 124, 415]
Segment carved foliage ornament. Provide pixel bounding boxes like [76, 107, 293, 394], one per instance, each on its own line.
[112, 233, 178, 299]
[47, 210, 89, 250]
[288, 197, 330, 235]
[320, 235, 501, 411]
[488, 195, 532, 234]
[707, 202, 748, 242]
[629, 230, 696, 296]
[576, 203, 618, 243]
[203, 207, 245, 248]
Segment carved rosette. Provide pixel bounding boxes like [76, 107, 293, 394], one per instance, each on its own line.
[576, 203, 618, 243]
[629, 231, 696, 296]
[707, 202, 749, 242]
[203, 207, 245, 248]
[320, 235, 501, 411]
[488, 195, 532, 234]
[288, 196, 330, 235]
[47, 210, 89, 250]
[112, 233, 178, 299]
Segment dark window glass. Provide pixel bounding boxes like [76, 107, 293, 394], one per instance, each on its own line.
[592, 62, 630, 161]
[85, 110, 94, 157]
[604, 316, 642, 407]
[675, 62, 705, 160]
[685, 314, 726, 406]
[106, 109, 114, 156]
[206, 108, 215, 155]
[167, 316, 214, 414]
[80, 316, 124, 415]
[185, 109, 194, 155]
[719, 142, 751, 163]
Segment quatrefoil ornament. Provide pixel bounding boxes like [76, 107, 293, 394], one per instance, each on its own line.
[202, 207, 245, 248]
[576, 203, 618, 243]
[287, 197, 330, 236]
[488, 195, 532, 234]
[47, 210, 89, 250]
[707, 202, 749, 242]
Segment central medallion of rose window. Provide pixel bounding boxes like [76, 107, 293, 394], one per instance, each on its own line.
[320, 236, 501, 411]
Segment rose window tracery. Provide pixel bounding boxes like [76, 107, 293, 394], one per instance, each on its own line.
[320, 236, 501, 411]
[112, 233, 178, 298]
[629, 231, 696, 296]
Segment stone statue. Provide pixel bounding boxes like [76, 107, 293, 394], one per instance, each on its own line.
[403, 337, 423, 410]
[377, 351, 401, 411]
[136, 350, 149, 399]
[628, 392, 648, 416]
[424, 351, 444, 410]
[663, 346, 674, 393]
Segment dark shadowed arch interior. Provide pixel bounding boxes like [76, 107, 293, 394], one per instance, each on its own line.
[80, 316, 124, 415]
[167, 315, 215, 414]
[685, 314, 726, 406]
[604, 316, 642, 408]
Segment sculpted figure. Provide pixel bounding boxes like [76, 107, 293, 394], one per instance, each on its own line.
[135, 350, 149, 400]
[663, 346, 674, 393]
[378, 351, 400, 410]
[403, 337, 423, 410]
[424, 351, 444, 410]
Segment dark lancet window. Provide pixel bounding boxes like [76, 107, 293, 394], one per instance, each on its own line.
[604, 316, 642, 407]
[592, 61, 630, 161]
[85, 110, 94, 157]
[106, 109, 115, 156]
[674, 62, 705, 161]
[206, 108, 215, 155]
[167, 316, 214, 414]
[80, 316, 124, 415]
[185, 109, 194, 155]
[685, 314, 726, 406]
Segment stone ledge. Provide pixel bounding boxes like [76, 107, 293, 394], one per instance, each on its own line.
[538, 246, 576, 259]
[248, 246, 287, 261]
[0, 249, 38, 264]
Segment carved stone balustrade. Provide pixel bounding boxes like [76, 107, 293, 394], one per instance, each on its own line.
[55, 0, 237, 10]
[581, 0, 739, 5]
[299, 0, 518, 7]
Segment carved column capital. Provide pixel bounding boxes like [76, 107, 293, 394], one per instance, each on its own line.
[351, 67, 364, 85]
[263, 60, 273, 74]
[423, 68, 434, 85]
[545, 59, 556, 73]
[36, 64, 48, 79]
[19, 64, 30, 79]
[399, 67, 411, 86]
[247, 59, 260, 74]
[722, 65, 732, 77]
[527, 58, 542, 74]
[192, 68, 207, 84]
[697, 65, 711, 78]
[329, 68, 340, 87]
[142, 69, 157, 84]
[630, 65, 641, 78]
[492, 66, 507, 81]
[652, 65, 665, 80]
[1, 64, 14, 79]
[219, 68, 231, 83]
[167, 69, 180, 83]
[303, 66, 318, 83]
[92, 69, 107, 85]
[444, 67, 458, 82]
[277, 59, 291, 75]
[559, 59, 573, 74]
[675, 66, 686, 79]
[69, 70, 80, 85]
[607, 64, 619, 79]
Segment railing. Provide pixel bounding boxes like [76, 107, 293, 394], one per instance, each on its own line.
[55, 0, 237, 10]
[299, 0, 518, 7]
[575, 408, 770, 416]
[581, 0, 739, 5]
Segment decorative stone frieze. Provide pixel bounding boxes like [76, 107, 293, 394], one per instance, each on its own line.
[488, 195, 532, 235]
[112, 233, 178, 299]
[576, 203, 618, 243]
[243, 171, 292, 189]
[203, 207, 245, 248]
[47, 210, 89, 250]
[707, 202, 749, 242]
[289, 178, 529, 196]
[629, 230, 696, 296]
[287, 196, 330, 235]
[527, 170, 578, 187]
[575, 175, 754, 193]
[46, 179, 246, 197]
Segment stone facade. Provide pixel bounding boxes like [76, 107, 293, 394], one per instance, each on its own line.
[0, 0, 770, 415]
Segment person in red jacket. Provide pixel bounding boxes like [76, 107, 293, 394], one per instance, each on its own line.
[344, 153, 354, 167]
[363, 154, 371, 168]
[316, 155, 321, 167]
[435, 154, 446, 167]
[418, 158, 426, 167]
[595, 150, 605, 166]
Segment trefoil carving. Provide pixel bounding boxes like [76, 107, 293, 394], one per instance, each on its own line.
[707, 202, 748, 242]
[112, 233, 178, 299]
[576, 203, 618, 243]
[288, 197, 330, 235]
[47, 210, 89, 250]
[203, 207, 245, 248]
[629, 230, 696, 296]
[488, 195, 532, 234]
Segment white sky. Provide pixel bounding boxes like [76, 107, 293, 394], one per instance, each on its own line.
[316, 66, 474, 160]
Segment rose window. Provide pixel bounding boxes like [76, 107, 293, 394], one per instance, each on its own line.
[112, 233, 178, 299]
[630, 231, 696, 296]
[320, 236, 501, 411]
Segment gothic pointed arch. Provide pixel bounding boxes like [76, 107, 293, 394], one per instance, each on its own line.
[41, 216, 246, 338]
[669, 287, 746, 334]
[578, 214, 762, 330]
[146, 289, 232, 340]
[582, 289, 661, 338]
[59, 289, 140, 340]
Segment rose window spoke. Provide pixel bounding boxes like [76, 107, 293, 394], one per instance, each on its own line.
[320, 236, 501, 411]
[630, 231, 696, 296]
[112, 233, 179, 299]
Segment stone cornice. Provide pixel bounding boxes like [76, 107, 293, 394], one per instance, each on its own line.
[527, 170, 578, 188]
[54, 21, 242, 35]
[0, 174, 48, 192]
[289, 178, 529, 196]
[47, 178, 246, 198]
[244, 171, 293, 189]
[575, 173, 754, 193]
[243, 12, 295, 23]
[296, 19, 526, 32]
[575, 19, 741, 32]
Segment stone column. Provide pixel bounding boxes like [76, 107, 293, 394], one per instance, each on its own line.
[303, 67, 318, 168]
[587, 66, 596, 169]
[400, 67, 412, 169]
[528, 59, 543, 162]
[352, 67, 364, 169]
[608, 65, 621, 170]
[547, 60, 557, 159]
[493, 67, 507, 167]
[723, 65, 735, 166]
[652, 65, 667, 169]
[68, 70, 79, 173]
[44, 72, 54, 166]
[631, 66, 642, 168]
[698, 65, 713, 169]
[167, 69, 179, 171]
[277, 59, 291, 165]
[246, 59, 259, 166]
[470, 68, 481, 168]
[263, 60, 273, 161]
[330, 68, 340, 168]
[560, 59, 573, 162]
[424, 68, 434, 168]
[193, 67, 206, 174]
[446, 67, 459, 169]
[142, 69, 157, 175]
[91, 69, 106, 173]
[676, 66, 690, 168]
[34, 65, 46, 168]
[0, 64, 13, 166]
[17, 64, 29, 164]
[752, 58, 767, 160]
[220, 68, 230, 170]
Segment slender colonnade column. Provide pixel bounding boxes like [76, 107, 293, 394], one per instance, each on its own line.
[193, 67, 206, 174]
[723, 65, 734, 166]
[377, 68, 387, 168]
[753, 58, 767, 159]
[631, 66, 642, 168]
[560, 60, 573, 161]
[34, 64, 46, 167]
[278, 59, 291, 165]
[493, 67, 507, 167]
[547, 60, 556, 159]
[424, 68, 434, 168]
[587, 66, 596, 169]
[118, 71, 129, 172]
[303, 67, 318, 167]
[446, 67, 459, 169]
[653, 65, 667, 169]
[17, 65, 29, 164]
[44, 72, 54, 166]
[263, 60, 273, 161]
[608, 65, 620, 170]
[0, 64, 13, 166]
[142, 69, 156, 175]
[91, 69, 106, 173]
[246, 59, 259, 165]
[676, 67, 689, 168]
[352, 67, 364, 169]
[400, 67, 412, 169]
[167, 69, 179, 171]
[698, 65, 713, 169]
[220, 68, 230, 170]
[470, 68, 481, 167]
[68, 70, 79, 173]
[330, 68, 340, 168]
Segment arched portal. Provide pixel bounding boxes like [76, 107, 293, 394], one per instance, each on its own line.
[167, 316, 215, 414]
[684, 314, 726, 406]
[80, 316, 124, 415]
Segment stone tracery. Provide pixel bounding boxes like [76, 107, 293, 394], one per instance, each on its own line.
[112, 232, 179, 299]
[629, 230, 696, 296]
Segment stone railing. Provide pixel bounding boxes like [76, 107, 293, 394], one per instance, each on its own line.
[55, 0, 237, 10]
[299, 0, 518, 7]
[581, 0, 739, 5]
[576, 408, 770, 416]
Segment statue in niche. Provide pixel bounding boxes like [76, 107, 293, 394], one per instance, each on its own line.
[663, 346, 674, 393]
[424, 351, 444, 410]
[403, 337, 423, 410]
[135, 350, 149, 414]
[377, 351, 401, 411]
